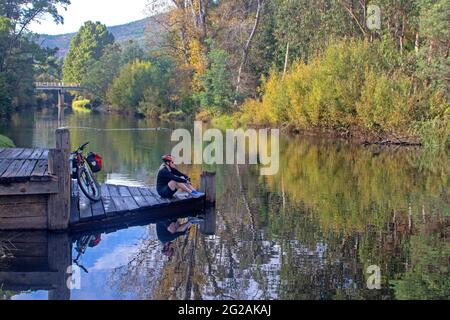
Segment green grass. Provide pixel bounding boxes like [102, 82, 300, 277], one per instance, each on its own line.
[72, 99, 92, 113]
[0, 134, 14, 148]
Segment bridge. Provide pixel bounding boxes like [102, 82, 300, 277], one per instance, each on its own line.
[34, 82, 85, 118]
[35, 82, 84, 91]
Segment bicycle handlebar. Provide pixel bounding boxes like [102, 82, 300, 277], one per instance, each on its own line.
[76, 141, 90, 152]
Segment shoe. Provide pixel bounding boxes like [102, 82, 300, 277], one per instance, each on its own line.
[191, 190, 205, 198]
[188, 217, 204, 224]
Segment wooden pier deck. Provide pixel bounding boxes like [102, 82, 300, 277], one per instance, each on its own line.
[0, 148, 53, 187]
[70, 182, 206, 232]
[0, 129, 215, 232]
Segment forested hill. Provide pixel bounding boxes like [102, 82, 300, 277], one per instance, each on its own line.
[38, 17, 162, 57]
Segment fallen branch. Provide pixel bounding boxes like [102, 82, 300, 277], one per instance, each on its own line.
[362, 139, 422, 146]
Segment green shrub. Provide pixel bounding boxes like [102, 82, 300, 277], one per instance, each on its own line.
[239, 39, 449, 146]
[108, 59, 170, 115]
[0, 134, 14, 147]
[72, 99, 92, 112]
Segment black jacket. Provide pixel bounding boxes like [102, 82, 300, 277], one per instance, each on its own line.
[156, 166, 188, 193]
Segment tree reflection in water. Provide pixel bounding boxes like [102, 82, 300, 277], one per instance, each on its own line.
[109, 138, 449, 300]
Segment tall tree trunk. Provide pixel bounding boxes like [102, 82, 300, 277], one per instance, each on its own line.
[283, 42, 289, 79]
[235, 0, 264, 103]
[415, 32, 420, 54]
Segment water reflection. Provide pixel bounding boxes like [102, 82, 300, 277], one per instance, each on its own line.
[0, 109, 448, 300]
[0, 210, 215, 300]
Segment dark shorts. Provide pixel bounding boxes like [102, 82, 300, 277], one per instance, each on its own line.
[157, 185, 176, 198]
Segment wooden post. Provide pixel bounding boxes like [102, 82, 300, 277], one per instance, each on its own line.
[47, 129, 71, 230]
[199, 207, 216, 235]
[57, 90, 64, 121]
[47, 232, 71, 300]
[200, 171, 216, 207]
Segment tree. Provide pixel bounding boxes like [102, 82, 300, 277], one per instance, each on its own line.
[0, 0, 71, 73]
[0, 1, 70, 115]
[107, 59, 155, 112]
[62, 21, 114, 83]
[196, 49, 234, 113]
[83, 43, 122, 102]
[416, 0, 450, 94]
[120, 40, 146, 66]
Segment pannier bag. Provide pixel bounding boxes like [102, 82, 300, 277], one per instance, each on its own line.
[86, 152, 102, 173]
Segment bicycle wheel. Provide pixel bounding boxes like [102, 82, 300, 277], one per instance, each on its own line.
[77, 163, 101, 201]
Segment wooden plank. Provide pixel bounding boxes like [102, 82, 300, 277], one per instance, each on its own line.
[111, 196, 129, 213]
[0, 148, 14, 159]
[91, 199, 106, 220]
[17, 148, 34, 160]
[138, 187, 152, 197]
[0, 159, 13, 176]
[15, 159, 38, 178]
[0, 180, 58, 195]
[100, 184, 110, 197]
[131, 194, 149, 208]
[107, 184, 120, 197]
[5, 148, 25, 159]
[0, 159, 25, 181]
[78, 192, 93, 221]
[0, 199, 46, 218]
[122, 196, 139, 211]
[148, 187, 171, 204]
[30, 159, 48, 181]
[102, 197, 117, 215]
[0, 194, 47, 205]
[29, 149, 44, 160]
[118, 186, 132, 197]
[128, 186, 142, 197]
[39, 149, 49, 160]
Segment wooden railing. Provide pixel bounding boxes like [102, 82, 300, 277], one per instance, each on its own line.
[35, 82, 82, 88]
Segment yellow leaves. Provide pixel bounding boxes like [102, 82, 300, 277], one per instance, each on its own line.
[240, 40, 444, 136]
[188, 38, 207, 91]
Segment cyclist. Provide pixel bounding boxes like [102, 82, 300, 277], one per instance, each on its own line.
[156, 155, 204, 199]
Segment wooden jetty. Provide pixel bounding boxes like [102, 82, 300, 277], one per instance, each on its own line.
[70, 183, 207, 233]
[0, 129, 215, 232]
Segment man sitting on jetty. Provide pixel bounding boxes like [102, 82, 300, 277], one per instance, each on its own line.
[156, 154, 204, 199]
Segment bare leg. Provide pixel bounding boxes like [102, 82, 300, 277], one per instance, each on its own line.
[168, 181, 193, 194]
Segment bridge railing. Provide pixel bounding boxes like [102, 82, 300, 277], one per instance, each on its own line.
[35, 82, 82, 88]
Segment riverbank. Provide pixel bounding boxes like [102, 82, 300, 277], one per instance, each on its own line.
[230, 41, 450, 149]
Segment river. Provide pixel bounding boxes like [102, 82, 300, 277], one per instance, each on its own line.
[0, 108, 449, 300]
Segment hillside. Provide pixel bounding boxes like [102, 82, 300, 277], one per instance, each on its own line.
[38, 17, 163, 57]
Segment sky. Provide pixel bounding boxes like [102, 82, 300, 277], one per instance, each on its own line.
[29, 0, 151, 35]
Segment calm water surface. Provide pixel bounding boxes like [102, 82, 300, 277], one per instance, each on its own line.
[0, 108, 449, 300]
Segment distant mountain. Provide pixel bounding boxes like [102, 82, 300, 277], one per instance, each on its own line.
[38, 16, 164, 57]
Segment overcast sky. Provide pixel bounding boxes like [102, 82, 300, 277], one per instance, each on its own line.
[29, 0, 151, 35]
